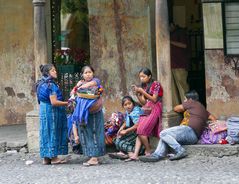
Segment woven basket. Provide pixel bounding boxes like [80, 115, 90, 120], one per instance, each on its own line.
[77, 92, 99, 99]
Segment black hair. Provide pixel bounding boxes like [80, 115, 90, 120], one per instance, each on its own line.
[121, 95, 136, 107]
[39, 64, 54, 77]
[80, 65, 95, 79]
[138, 67, 154, 93]
[185, 90, 199, 101]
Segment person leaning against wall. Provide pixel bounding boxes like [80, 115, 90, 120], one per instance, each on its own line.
[35, 64, 68, 165]
[170, 22, 190, 106]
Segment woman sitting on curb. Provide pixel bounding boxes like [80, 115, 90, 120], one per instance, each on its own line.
[139, 90, 216, 162]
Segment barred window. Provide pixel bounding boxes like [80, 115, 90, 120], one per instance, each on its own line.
[223, 2, 239, 55]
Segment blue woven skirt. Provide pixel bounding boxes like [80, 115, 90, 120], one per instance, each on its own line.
[39, 102, 68, 158]
[78, 110, 106, 157]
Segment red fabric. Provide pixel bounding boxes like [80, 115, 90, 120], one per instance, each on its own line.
[137, 100, 162, 138]
[147, 81, 163, 98]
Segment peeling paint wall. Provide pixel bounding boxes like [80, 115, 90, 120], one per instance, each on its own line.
[88, 0, 154, 117]
[205, 50, 239, 117]
[0, 1, 34, 125]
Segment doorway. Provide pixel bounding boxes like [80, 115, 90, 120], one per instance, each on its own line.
[168, 0, 206, 106]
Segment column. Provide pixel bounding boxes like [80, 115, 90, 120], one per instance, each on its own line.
[155, 0, 181, 128]
[26, 0, 48, 153]
[33, 0, 48, 79]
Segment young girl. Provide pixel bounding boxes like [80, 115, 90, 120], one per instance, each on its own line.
[108, 96, 144, 159]
[70, 65, 105, 166]
[126, 67, 163, 161]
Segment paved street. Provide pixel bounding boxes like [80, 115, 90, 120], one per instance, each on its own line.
[1, 151, 239, 184]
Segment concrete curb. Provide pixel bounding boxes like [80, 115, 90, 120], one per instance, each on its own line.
[184, 144, 239, 157]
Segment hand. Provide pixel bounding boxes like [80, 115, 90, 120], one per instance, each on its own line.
[119, 129, 127, 136]
[76, 80, 83, 87]
[131, 85, 136, 94]
[117, 129, 123, 137]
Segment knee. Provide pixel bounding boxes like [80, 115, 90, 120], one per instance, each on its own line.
[159, 129, 168, 139]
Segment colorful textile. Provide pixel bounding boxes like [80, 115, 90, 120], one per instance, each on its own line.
[125, 106, 143, 127]
[180, 110, 190, 126]
[39, 102, 68, 158]
[36, 76, 64, 103]
[105, 112, 124, 145]
[72, 97, 97, 125]
[226, 116, 239, 144]
[198, 128, 227, 144]
[137, 81, 163, 138]
[145, 81, 163, 100]
[78, 110, 106, 157]
[114, 132, 144, 154]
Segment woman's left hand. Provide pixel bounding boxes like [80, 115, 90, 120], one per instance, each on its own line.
[135, 87, 144, 94]
[119, 129, 127, 136]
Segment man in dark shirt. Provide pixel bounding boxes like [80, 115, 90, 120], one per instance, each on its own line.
[170, 22, 190, 106]
[139, 90, 216, 162]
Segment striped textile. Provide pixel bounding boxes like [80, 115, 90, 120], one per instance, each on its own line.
[39, 102, 68, 158]
[78, 110, 106, 157]
[137, 100, 163, 138]
[114, 132, 144, 154]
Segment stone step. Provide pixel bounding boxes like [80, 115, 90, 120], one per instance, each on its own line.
[184, 144, 239, 157]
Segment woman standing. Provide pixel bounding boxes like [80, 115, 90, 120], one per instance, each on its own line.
[127, 67, 163, 161]
[36, 64, 68, 165]
[71, 66, 105, 166]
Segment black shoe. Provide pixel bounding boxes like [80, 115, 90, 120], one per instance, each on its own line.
[169, 151, 187, 161]
[139, 154, 163, 162]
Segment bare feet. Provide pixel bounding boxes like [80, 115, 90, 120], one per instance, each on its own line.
[83, 157, 99, 166]
[51, 157, 67, 165]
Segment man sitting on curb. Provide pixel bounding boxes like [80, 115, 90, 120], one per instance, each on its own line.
[139, 90, 216, 162]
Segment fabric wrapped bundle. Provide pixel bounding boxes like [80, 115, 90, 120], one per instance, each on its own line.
[226, 116, 239, 144]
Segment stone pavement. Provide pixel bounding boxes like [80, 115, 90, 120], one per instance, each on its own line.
[1, 151, 239, 184]
[0, 124, 27, 153]
[1, 124, 239, 184]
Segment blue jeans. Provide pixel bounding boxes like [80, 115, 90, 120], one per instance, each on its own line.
[153, 125, 198, 157]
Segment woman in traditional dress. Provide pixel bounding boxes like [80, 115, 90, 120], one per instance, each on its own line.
[126, 67, 163, 161]
[71, 66, 105, 166]
[36, 64, 68, 165]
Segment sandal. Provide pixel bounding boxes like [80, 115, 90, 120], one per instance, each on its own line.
[108, 152, 129, 160]
[124, 157, 139, 162]
[51, 158, 67, 165]
[83, 161, 99, 167]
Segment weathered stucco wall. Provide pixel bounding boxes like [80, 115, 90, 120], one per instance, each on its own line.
[88, 0, 154, 116]
[0, 1, 34, 125]
[205, 50, 239, 117]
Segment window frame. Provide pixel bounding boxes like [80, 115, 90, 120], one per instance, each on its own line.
[222, 1, 239, 56]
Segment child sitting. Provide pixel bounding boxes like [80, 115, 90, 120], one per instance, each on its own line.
[108, 96, 144, 160]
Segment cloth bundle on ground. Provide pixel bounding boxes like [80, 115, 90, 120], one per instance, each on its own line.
[208, 120, 227, 134]
[198, 127, 227, 144]
[105, 112, 124, 145]
[226, 116, 239, 144]
[199, 120, 227, 144]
